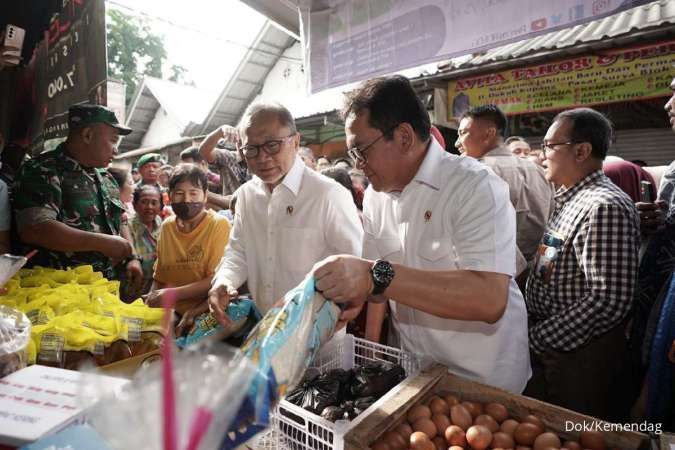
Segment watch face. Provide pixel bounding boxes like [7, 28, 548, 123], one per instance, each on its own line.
[373, 260, 395, 285]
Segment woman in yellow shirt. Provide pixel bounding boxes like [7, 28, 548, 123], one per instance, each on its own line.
[145, 164, 231, 332]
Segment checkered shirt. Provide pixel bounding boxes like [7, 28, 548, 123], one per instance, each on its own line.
[525, 170, 640, 354]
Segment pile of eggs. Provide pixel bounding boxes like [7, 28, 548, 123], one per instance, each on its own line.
[371, 394, 608, 450]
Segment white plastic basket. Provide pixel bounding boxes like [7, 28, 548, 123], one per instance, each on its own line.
[273, 333, 420, 450]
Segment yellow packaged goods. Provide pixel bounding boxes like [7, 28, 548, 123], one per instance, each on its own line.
[0, 265, 167, 369]
[0, 306, 31, 377]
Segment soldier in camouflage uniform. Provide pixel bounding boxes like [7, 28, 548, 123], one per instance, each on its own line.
[13, 104, 143, 285]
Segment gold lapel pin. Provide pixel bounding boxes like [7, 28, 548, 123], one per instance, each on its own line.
[424, 210, 432, 222]
[286, 205, 294, 215]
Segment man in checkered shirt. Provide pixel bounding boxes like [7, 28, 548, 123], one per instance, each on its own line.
[524, 108, 639, 420]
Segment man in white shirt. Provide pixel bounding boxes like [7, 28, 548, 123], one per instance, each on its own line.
[313, 76, 530, 393]
[208, 102, 363, 320]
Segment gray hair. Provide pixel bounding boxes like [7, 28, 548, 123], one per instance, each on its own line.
[238, 101, 297, 137]
[298, 146, 315, 161]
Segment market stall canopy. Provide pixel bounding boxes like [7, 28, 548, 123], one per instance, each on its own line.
[121, 77, 217, 152]
[197, 21, 295, 135]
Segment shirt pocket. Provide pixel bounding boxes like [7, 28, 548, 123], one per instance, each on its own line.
[373, 237, 402, 263]
[280, 227, 324, 274]
[418, 236, 456, 270]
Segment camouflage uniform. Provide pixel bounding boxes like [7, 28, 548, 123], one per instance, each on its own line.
[13, 143, 124, 279]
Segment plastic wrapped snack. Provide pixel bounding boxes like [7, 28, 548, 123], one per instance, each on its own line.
[0, 254, 29, 287]
[0, 305, 31, 377]
[175, 296, 261, 349]
[222, 276, 340, 448]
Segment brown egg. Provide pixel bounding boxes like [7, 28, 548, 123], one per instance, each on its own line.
[445, 394, 460, 407]
[514, 423, 543, 446]
[414, 418, 438, 439]
[430, 397, 451, 416]
[426, 395, 442, 405]
[445, 425, 467, 447]
[516, 447, 533, 450]
[492, 431, 516, 449]
[432, 436, 446, 450]
[450, 404, 473, 430]
[474, 414, 500, 433]
[563, 441, 582, 450]
[522, 415, 545, 431]
[462, 401, 484, 418]
[408, 405, 433, 424]
[396, 423, 414, 441]
[372, 441, 390, 450]
[449, 446, 465, 450]
[485, 403, 509, 423]
[411, 432, 434, 450]
[501, 419, 520, 435]
[431, 414, 451, 434]
[466, 425, 493, 450]
[579, 431, 605, 450]
[533, 432, 561, 450]
[384, 431, 408, 450]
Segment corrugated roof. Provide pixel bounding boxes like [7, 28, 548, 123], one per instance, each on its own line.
[120, 77, 217, 152]
[438, 0, 675, 73]
[196, 21, 296, 135]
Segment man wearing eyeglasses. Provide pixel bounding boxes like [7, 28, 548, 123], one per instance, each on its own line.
[312, 75, 530, 393]
[524, 107, 639, 420]
[208, 102, 363, 318]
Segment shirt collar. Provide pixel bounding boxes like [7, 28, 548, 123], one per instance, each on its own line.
[555, 169, 605, 204]
[280, 155, 305, 196]
[481, 144, 511, 158]
[410, 136, 445, 191]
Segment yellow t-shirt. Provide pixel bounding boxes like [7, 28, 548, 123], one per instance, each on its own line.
[154, 209, 231, 287]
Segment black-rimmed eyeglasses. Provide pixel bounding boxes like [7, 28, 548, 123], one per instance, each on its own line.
[240, 134, 295, 159]
[347, 125, 399, 164]
[541, 141, 577, 155]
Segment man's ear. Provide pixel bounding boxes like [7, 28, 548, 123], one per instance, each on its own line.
[81, 126, 94, 144]
[484, 126, 498, 142]
[575, 142, 594, 162]
[397, 123, 416, 152]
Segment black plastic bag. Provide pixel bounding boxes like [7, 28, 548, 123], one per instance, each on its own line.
[352, 396, 377, 415]
[285, 372, 341, 414]
[325, 368, 354, 403]
[350, 361, 405, 398]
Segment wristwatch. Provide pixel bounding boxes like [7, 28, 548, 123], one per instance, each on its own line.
[370, 259, 395, 295]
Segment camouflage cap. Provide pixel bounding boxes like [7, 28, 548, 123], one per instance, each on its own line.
[137, 153, 162, 168]
[68, 104, 132, 135]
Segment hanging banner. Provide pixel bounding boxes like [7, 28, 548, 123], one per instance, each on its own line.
[447, 40, 675, 118]
[300, 0, 653, 93]
[31, 0, 107, 150]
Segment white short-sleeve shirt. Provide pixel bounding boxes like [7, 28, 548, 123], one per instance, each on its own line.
[363, 138, 531, 393]
[214, 156, 363, 313]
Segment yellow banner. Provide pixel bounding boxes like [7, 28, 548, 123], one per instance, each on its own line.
[448, 40, 675, 118]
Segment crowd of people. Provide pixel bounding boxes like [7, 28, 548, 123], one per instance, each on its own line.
[0, 74, 673, 428]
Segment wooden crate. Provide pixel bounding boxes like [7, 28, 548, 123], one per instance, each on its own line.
[345, 364, 651, 450]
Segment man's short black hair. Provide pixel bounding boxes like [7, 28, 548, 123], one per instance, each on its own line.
[553, 107, 613, 160]
[168, 163, 208, 192]
[342, 75, 431, 142]
[461, 104, 507, 137]
[180, 146, 203, 163]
